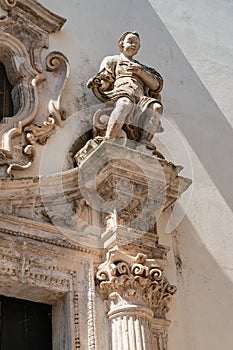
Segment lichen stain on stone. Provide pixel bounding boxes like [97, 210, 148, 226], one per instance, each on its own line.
[175, 254, 183, 274]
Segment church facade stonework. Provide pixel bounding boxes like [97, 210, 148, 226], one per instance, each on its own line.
[0, 0, 69, 175]
[0, 142, 191, 349]
[0, 1, 193, 349]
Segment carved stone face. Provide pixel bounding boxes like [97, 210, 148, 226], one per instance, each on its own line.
[122, 33, 140, 57]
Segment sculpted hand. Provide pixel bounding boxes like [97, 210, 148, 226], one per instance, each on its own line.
[126, 63, 142, 76]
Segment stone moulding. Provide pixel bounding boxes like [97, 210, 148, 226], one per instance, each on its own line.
[78, 142, 192, 231]
[0, 213, 102, 256]
[0, 141, 192, 348]
[0, 0, 66, 32]
[0, 229, 99, 349]
[0, 142, 191, 245]
[0, 0, 69, 175]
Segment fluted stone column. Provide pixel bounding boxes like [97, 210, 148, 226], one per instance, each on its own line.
[109, 306, 153, 350]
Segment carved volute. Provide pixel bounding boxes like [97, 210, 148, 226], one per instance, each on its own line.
[96, 250, 176, 350]
[96, 251, 176, 319]
[0, 0, 70, 175]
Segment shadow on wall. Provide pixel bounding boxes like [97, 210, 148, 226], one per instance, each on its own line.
[40, 0, 232, 212]
[76, 0, 233, 211]
[138, 0, 233, 212]
[169, 213, 233, 350]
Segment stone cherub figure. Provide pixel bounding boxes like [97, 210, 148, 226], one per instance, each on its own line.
[87, 31, 163, 151]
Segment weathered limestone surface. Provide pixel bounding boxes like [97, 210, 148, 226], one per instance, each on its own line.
[0, 142, 191, 349]
[0, 0, 69, 175]
[96, 250, 176, 350]
[87, 31, 163, 149]
[0, 9, 192, 344]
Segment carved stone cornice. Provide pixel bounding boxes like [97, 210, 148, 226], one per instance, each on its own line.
[0, 168, 91, 232]
[79, 142, 192, 231]
[0, 0, 66, 33]
[101, 225, 169, 261]
[96, 250, 176, 319]
[0, 213, 102, 257]
[0, 141, 191, 250]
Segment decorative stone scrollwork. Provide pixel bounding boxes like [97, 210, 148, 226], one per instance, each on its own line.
[0, 0, 69, 175]
[24, 51, 70, 146]
[96, 250, 176, 349]
[24, 117, 56, 145]
[45, 51, 70, 126]
[96, 251, 176, 319]
[0, 0, 17, 11]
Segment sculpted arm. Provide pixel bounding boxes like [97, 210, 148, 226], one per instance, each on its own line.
[87, 56, 115, 92]
[128, 63, 162, 92]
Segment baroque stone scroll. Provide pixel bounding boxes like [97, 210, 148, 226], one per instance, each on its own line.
[0, 0, 70, 175]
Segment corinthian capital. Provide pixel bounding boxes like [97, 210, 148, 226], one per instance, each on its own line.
[96, 250, 176, 319]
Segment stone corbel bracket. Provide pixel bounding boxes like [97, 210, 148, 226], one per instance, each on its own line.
[0, 0, 70, 175]
[78, 141, 192, 233]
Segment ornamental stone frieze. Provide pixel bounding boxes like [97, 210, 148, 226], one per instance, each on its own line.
[0, 0, 70, 175]
[0, 140, 191, 348]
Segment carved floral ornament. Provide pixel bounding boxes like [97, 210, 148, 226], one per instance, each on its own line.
[96, 250, 176, 319]
[0, 0, 70, 174]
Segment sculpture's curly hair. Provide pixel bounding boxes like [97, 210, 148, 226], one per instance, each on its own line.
[118, 31, 140, 52]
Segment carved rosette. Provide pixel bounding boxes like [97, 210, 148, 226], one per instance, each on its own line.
[96, 250, 176, 349]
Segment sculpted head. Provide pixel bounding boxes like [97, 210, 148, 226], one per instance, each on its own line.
[118, 31, 140, 57]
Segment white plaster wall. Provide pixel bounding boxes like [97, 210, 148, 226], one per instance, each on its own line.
[18, 1, 232, 349]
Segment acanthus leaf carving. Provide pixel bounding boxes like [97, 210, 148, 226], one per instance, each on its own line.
[96, 250, 176, 319]
[24, 117, 56, 145]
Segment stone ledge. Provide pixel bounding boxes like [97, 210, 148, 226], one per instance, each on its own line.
[79, 141, 192, 215]
[101, 226, 169, 264]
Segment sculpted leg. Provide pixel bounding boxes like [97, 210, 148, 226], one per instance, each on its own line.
[140, 103, 163, 145]
[105, 97, 134, 140]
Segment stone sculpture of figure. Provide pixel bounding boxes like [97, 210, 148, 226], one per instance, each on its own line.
[87, 31, 163, 149]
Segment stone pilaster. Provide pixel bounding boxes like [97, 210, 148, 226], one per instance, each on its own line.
[78, 141, 191, 349]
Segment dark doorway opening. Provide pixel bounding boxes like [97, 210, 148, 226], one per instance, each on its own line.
[0, 62, 14, 121]
[0, 295, 52, 350]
